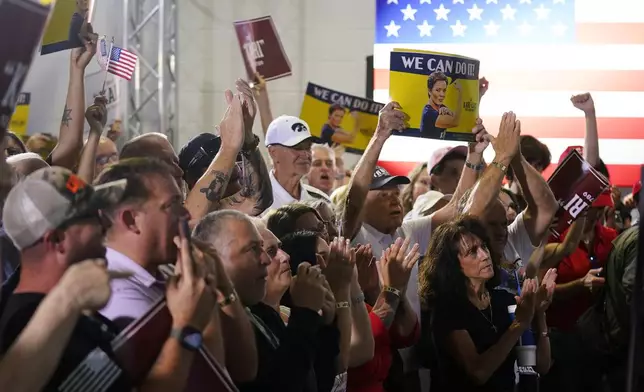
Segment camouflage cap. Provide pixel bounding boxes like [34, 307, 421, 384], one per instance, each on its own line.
[2, 167, 126, 250]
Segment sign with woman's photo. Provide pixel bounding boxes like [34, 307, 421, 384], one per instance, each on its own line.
[233, 16, 291, 83]
[41, 0, 95, 55]
[389, 49, 480, 142]
[299, 82, 384, 153]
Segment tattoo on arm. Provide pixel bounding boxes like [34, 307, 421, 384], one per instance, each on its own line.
[371, 291, 401, 329]
[199, 171, 229, 202]
[61, 105, 72, 127]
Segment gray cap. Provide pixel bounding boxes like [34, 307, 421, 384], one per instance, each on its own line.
[2, 167, 126, 250]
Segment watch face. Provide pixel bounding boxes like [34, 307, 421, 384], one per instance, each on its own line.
[184, 331, 203, 348]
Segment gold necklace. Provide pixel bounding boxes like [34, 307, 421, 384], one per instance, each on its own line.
[476, 292, 498, 333]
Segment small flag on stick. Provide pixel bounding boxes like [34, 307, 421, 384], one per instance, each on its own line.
[107, 46, 137, 81]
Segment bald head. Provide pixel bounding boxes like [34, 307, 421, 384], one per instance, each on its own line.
[119, 133, 168, 160]
[193, 210, 255, 248]
[7, 152, 49, 177]
[119, 132, 183, 187]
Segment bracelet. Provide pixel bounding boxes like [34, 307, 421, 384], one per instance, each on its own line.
[382, 286, 401, 297]
[219, 291, 238, 307]
[465, 160, 485, 171]
[335, 301, 350, 309]
[490, 161, 508, 174]
[539, 331, 550, 338]
[352, 292, 366, 305]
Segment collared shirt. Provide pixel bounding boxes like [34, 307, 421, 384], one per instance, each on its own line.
[100, 248, 165, 324]
[262, 170, 330, 216]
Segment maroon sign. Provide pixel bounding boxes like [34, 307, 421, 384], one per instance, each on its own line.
[234, 15, 292, 82]
[0, 0, 51, 132]
[547, 149, 610, 237]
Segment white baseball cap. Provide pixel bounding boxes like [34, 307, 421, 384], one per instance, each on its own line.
[265, 115, 319, 147]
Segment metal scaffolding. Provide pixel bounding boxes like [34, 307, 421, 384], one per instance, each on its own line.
[122, 0, 177, 147]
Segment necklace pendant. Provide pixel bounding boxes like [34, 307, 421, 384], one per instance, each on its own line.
[492, 325, 498, 333]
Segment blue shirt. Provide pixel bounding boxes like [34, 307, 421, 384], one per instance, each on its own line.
[420, 104, 446, 139]
[320, 124, 336, 147]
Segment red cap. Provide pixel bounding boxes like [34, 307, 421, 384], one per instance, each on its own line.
[633, 181, 642, 196]
[592, 189, 613, 208]
[558, 145, 583, 164]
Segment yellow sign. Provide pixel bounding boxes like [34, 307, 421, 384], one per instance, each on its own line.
[389, 49, 480, 142]
[9, 93, 31, 137]
[300, 82, 384, 153]
[41, 0, 94, 55]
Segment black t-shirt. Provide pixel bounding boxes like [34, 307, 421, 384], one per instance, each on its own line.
[430, 289, 517, 392]
[0, 293, 132, 392]
[320, 124, 336, 147]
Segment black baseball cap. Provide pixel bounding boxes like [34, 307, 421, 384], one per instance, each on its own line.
[370, 166, 410, 190]
[179, 133, 243, 188]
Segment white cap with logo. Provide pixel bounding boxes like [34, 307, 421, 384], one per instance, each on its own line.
[265, 115, 319, 147]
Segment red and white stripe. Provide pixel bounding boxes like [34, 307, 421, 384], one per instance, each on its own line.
[374, 0, 644, 187]
[108, 48, 137, 81]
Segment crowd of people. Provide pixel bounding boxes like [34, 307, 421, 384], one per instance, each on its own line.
[0, 24, 642, 392]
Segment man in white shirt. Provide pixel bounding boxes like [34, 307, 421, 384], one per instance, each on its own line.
[263, 115, 329, 215]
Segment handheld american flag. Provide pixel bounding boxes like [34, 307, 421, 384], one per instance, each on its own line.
[374, 0, 644, 187]
[107, 46, 137, 81]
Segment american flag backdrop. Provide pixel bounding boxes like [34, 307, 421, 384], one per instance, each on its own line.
[374, 0, 644, 187]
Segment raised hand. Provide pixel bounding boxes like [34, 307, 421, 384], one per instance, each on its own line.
[166, 220, 217, 331]
[233, 78, 257, 140]
[375, 101, 408, 141]
[58, 259, 132, 311]
[252, 72, 267, 94]
[469, 118, 490, 154]
[490, 111, 521, 163]
[290, 262, 327, 312]
[219, 90, 245, 151]
[581, 267, 605, 293]
[535, 268, 557, 313]
[85, 96, 108, 133]
[514, 278, 537, 330]
[355, 244, 379, 294]
[71, 22, 97, 71]
[570, 93, 595, 114]
[479, 77, 489, 99]
[322, 237, 356, 293]
[379, 237, 420, 293]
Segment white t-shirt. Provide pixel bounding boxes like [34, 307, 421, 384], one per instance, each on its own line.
[261, 170, 330, 217]
[499, 211, 537, 295]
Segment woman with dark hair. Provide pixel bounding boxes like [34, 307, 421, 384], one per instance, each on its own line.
[499, 188, 520, 224]
[419, 215, 556, 391]
[266, 203, 329, 241]
[400, 162, 430, 216]
[279, 232, 374, 392]
[419, 71, 462, 139]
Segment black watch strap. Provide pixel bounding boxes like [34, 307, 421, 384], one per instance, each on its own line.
[170, 326, 203, 352]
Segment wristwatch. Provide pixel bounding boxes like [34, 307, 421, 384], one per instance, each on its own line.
[170, 326, 203, 352]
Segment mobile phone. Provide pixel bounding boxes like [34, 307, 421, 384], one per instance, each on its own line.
[180, 218, 192, 247]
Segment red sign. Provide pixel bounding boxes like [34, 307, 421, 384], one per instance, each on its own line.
[234, 16, 292, 82]
[0, 0, 51, 131]
[547, 149, 610, 237]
